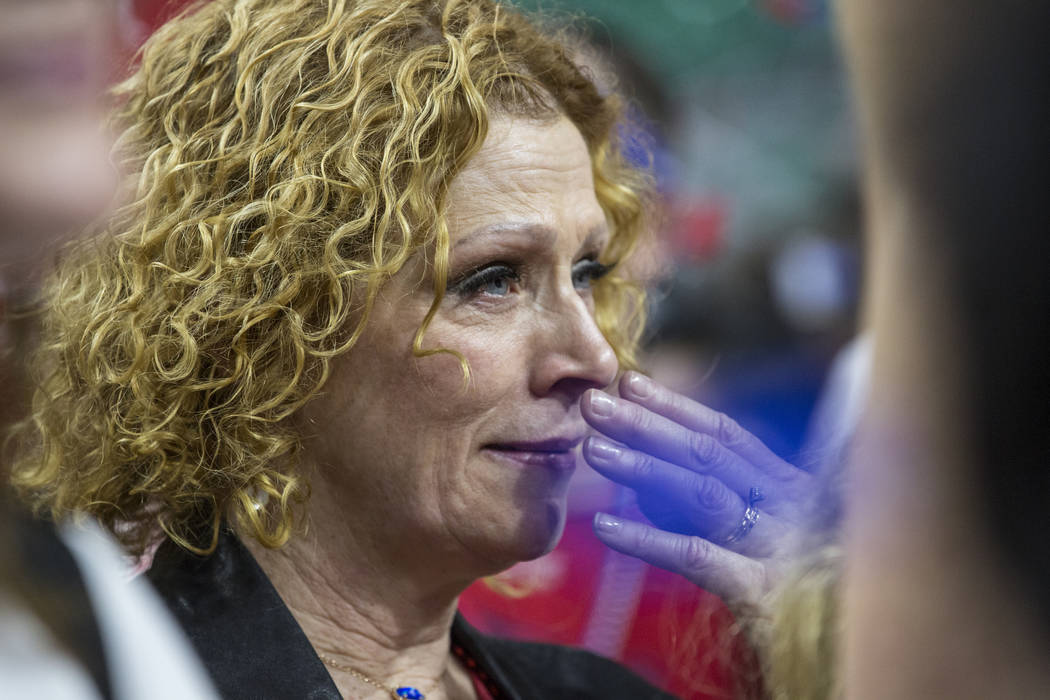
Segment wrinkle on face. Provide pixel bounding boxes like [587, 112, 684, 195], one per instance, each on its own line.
[300, 114, 617, 581]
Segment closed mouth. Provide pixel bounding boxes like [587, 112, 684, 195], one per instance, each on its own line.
[482, 442, 580, 470]
[489, 435, 585, 453]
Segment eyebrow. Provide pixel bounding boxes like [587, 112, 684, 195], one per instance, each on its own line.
[452, 221, 610, 251]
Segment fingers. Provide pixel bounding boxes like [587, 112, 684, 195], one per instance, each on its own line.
[592, 512, 765, 605]
[583, 435, 784, 556]
[582, 390, 784, 499]
[615, 372, 799, 481]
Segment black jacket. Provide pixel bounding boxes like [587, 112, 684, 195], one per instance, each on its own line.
[148, 529, 677, 699]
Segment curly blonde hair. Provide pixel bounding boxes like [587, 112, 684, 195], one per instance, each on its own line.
[10, 0, 652, 555]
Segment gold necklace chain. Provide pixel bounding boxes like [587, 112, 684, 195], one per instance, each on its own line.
[317, 653, 435, 700]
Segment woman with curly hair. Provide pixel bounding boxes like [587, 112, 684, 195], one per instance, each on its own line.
[10, 0, 678, 697]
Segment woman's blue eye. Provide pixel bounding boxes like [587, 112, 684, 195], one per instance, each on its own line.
[572, 258, 613, 290]
[450, 264, 519, 298]
[481, 274, 511, 296]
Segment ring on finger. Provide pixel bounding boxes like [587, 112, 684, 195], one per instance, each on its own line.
[723, 487, 764, 545]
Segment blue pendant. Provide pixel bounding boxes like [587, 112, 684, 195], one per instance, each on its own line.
[395, 688, 424, 700]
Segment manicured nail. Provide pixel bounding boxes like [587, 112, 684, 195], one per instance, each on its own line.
[585, 436, 623, 465]
[625, 372, 653, 398]
[593, 512, 623, 533]
[588, 391, 616, 417]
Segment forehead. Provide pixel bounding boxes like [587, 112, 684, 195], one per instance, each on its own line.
[443, 115, 605, 245]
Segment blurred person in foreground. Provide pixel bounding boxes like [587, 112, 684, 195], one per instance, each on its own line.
[579, 0, 1050, 697]
[1, 1, 217, 699]
[838, 0, 1050, 697]
[9, 0, 678, 697]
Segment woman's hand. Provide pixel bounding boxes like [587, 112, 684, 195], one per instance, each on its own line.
[581, 371, 813, 609]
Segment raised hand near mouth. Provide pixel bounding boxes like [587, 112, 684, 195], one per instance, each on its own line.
[582, 371, 814, 610]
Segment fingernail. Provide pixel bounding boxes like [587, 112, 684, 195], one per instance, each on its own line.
[625, 372, 652, 398]
[588, 391, 616, 418]
[585, 437, 623, 465]
[593, 512, 623, 533]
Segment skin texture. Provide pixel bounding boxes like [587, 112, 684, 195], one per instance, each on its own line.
[581, 372, 814, 607]
[247, 114, 619, 700]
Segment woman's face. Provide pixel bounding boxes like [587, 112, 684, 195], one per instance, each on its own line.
[301, 114, 619, 573]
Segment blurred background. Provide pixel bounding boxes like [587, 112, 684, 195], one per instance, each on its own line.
[80, 0, 863, 697]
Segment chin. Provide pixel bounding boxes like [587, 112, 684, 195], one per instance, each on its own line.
[510, 498, 569, 562]
[476, 498, 569, 572]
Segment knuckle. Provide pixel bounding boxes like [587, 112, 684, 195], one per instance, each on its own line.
[635, 524, 661, 552]
[614, 400, 640, 431]
[630, 403, 656, 436]
[690, 433, 719, 466]
[678, 537, 713, 572]
[631, 452, 657, 481]
[717, 412, 745, 449]
[694, 477, 731, 512]
[666, 391, 689, 417]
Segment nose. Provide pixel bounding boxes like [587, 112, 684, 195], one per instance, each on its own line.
[529, 291, 620, 399]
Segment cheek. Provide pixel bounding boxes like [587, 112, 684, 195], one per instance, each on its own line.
[412, 327, 525, 413]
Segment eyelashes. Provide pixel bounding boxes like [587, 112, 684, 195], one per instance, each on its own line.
[447, 257, 614, 299]
[571, 258, 613, 290]
[448, 263, 519, 297]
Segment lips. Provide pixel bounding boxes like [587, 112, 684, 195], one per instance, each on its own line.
[483, 435, 584, 471]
